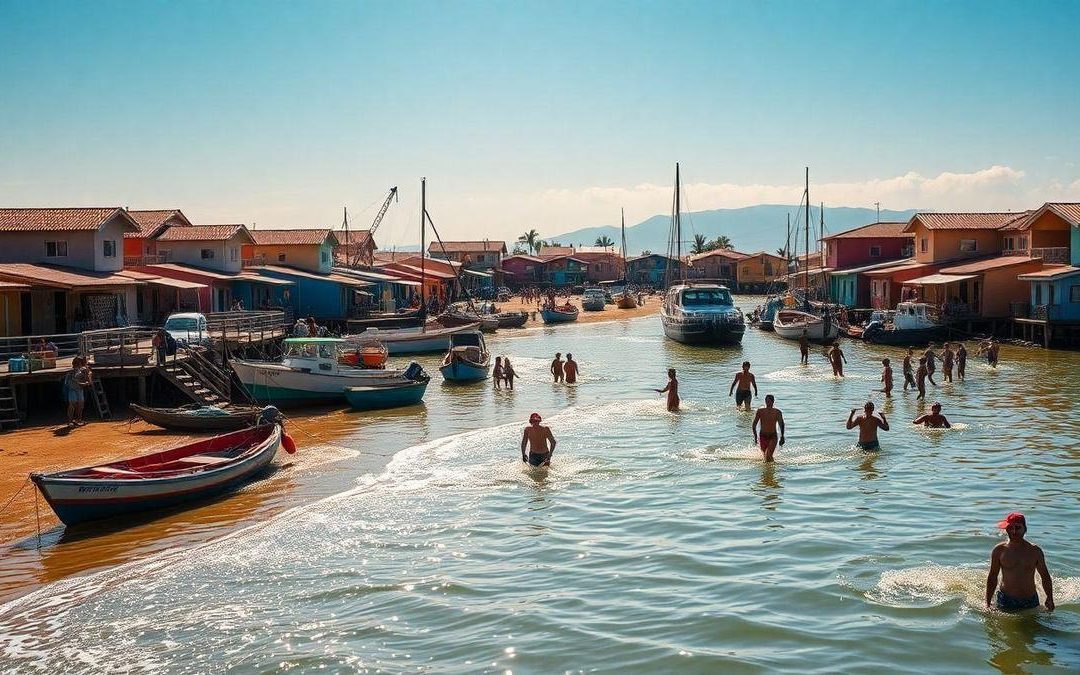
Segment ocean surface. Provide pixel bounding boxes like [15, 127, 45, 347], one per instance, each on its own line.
[2, 303, 1079, 673]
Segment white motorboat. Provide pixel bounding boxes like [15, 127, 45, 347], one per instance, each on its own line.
[773, 308, 839, 342]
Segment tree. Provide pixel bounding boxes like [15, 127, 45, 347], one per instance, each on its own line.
[518, 229, 540, 255]
[691, 233, 708, 255]
[709, 235, 733, 251]
[511, 244, 527, 255]
[595, 235, 615, 248]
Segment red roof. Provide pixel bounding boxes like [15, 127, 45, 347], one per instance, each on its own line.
[939, 256, 1043, 274]
[502, 254, 544, 264]
[905, 212, 1029, 232]
[156, 224, 254, 243]
[427, 240, 508, 254]
[538, 246, 575, 257]
[251, 229, 338, 246]
[0, 208, 139, 233]
[0, 263, 142, 288]
[333, 229, 374, 246]
[822, 221, 912, 240]
[689, 248, 748, 262]
[126, 209, 191, 239]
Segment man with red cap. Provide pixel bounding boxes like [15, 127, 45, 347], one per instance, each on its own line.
[521, 413, 557, 467]
[985, 512, 1055, 612]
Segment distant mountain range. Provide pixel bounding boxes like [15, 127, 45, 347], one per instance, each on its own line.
[545, 205, 920, 257]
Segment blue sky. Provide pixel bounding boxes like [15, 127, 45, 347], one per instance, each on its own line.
[2, 0, 1078, 246]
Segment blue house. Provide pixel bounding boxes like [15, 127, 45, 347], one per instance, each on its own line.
[828, 259, 915, 307]
[232, 273, 295, 314]
[1017, 266, 1080, 322]
[249, 264, 372, 322]
[626, 254, 682, 286]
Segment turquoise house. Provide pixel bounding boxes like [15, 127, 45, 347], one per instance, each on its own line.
[1018, 266, 1080, 321]
[828, 259, 915, 307]
[626, 254, 682, 286]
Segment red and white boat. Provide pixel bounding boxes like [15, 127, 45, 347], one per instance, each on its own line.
[30, 424, 289, 526]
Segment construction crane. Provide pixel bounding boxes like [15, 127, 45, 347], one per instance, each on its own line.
[345, 186, 398, 267]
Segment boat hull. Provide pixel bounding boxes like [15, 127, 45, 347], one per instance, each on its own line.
[349, 324, 481, 355]
[343, 379, 429, 410]
[862, 325, 946, 346]
[230, 359, 406, 405]
[495, 311, 528, 328]
[773, 311, 839, 342]
[616, 295, 638, 309]
[581, 297, 605, 311]
[129, 403, 262, 432]
[540, 308, 579, 324]
[31, 425, 282, 526]
[661, 316, 745, 345]
[439, 360, 491, 382]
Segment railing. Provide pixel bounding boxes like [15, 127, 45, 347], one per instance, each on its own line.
[124, 255, 166, 266]
[1033, 304, 1060, 321]
[205, 310, 287, 342]
[79, 327, 159, 371]
[0, 332, 82, 366]
[242, 255, 268, 268]
[1031, 247, 1069, 264]
[1010, 301, 1031, 319]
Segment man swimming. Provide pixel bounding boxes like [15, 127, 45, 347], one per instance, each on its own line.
[912, 402, 951, 428]
[563, 353, 579, 384]
[846, 401, 889, 450]
[986, 512, 1055, 612]
[728, 361, 758, 411]
[520, 412, 557, 467]
[551, 352, 564, 383]
[752, 394, 785, 462]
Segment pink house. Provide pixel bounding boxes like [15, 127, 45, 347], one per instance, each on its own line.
[500, 254, 544, 286]
[821, 221, 913, 270]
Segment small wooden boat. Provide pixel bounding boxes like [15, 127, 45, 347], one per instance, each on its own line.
[345, 322, 481, 355]
[540, 304, 579, 324]
[129, 403, 268, 432]
[773, 309, 838, 342]
[439, 330, 491, 382]
[615, 292, 638, 309]
[344, 363, 430, 410]
[31, 424, 288, 526]
[581, 290, 606, 311]
[437, 309, 499, 332]
[494, 310, 528, 328]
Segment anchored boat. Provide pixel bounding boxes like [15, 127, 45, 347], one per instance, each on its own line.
[773, 308, 839, 342]
[344, 363, 431, 410]
[129, 403, 268, 432]
[540, 303, 579, 324]
[661, 283, 745, 345]
[861, 302, 946, 345]
[439, 330, 491, 382]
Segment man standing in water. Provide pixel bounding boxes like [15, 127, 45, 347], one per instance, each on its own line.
[563, 353, 579, 384]
[655, 368, 679, 412]
[902, 348, 917, 392]
[986, 513, 1055, 612]
[828, 344, 847, 377]
[728, 361, 758, 411]
[752, 394, 785, 462]
[923, 344, 938, 386]
[956, 343, 968, 380]
[912, 402, 951, 428]
[846, 401, 889, 450]
[799, 330, 810, 365]
[550, 352, 564, 383]
[520, 412, 557, 467]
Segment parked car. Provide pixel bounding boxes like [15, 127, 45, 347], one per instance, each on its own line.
[164, 312, 210, 347]
[571, 284, 585, 295]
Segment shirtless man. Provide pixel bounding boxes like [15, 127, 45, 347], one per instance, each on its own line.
[655, 368, 679, 412]
[563, 353, 579, 384]
[520, 412, 557, 467]
[902, 348, 917, 392]
[915, 357, 928, 401]
[799, 330, 810, 365]
[956, 343, 968, 380]
[846, 401, 889, 450]
[923, 344, 938, 386]
[828, 344, 847, 377]
[988, 339, 1000, 368]
[728, 361, 757, 411]
[752, 394, 785, 462]
[986, 512, 1055, 612]
[880, 358, 893, 398]
[912, 402, 951, 428]
[941, 343, 954, 383]
[550, 352, 564, 383]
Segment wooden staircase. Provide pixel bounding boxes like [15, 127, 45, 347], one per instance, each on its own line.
[0, 377, 21, 430]
[90, 377, 111, 420]
[158, 350, 234, 405]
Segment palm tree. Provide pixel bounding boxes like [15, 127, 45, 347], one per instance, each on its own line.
[691, 233, 708, 255]
[710, 235, 733, 250]
[595, 235, 615, 248]
[518, 229, 540, 255]
[535, 240, 545, 255]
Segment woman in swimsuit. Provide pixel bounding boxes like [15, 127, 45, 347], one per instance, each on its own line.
[655, 368, 679, 412]
[492, 357, 503, 390]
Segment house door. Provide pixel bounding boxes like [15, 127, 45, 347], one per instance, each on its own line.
[216, 288, 230, 311]
[53, 292, 67, 333]
[973, 281, 981, 314]
[20, 292, 31, 335]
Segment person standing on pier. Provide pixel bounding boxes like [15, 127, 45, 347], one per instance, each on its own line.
[942, 343, 954, 383]
[880, 358, 893, 398]
[902, 348, 917, 391]
[550, 352, 564, 383]
[152, 329, 167, 366]
[728, 361, 758, 410]
[752, 394, 785, 462]
[846, 401, 889, 450]
[564, 354, 579, 384]
[655, 368, 680, 412]
[799, 330, 810, 365]
[986, 512, 1054, 612]
[956, 343, 968, 380]
[828, 344, 847, 377]
[521, 412, 556, 467]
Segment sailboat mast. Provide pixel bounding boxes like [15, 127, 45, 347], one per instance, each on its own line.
[621, 207, 628, 281]
[420, 177, 426, 313]
[343, 206, 349, 265]
[675, 162, 682, 282]
[804, 167, 810, 297]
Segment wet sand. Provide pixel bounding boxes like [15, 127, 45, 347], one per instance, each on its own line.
[505, 293, 661, 328]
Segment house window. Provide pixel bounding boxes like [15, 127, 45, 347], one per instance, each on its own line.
[230, 248, 238, 262]
[1071, 285, 1080, 303]
[1019, 236, 1028, 251]
[158, 249, 171, 261]
[869, 245, 881, 257]
[321, 251, 329, 264]
[201, 249, 215, 259]
[1003, 237, 1014, 252]
[958, 239, 977, 252]
[278, 253, 287, 262]
[103, 240, 117, 257]
[901, 244, 914, 257]
[920, 238, 928, 253]
[45, 240, 68, 257]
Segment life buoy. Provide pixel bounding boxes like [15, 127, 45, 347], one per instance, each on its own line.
[282, 432, 297, 454]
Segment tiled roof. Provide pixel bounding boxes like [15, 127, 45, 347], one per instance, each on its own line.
[251, 229, 337, 246]
[126, 209, 191, 239]
[537, 246, 574, 257]
[1004, 203, 1080, 230]
[940, 256, 1043, 274]
[1018, 265, 1080, 280]
[427, 240, 508, 254]
[156, 224, 254, 243]
[502, 254, 544, 263]
[905, 212, 1029, 232]
[0, 263, 142, 288]
[143, 263, 239, 281]
[1050, 203, 1080, 225]
[821, 221, 912, 240]
[540, 255, 589, 265]
[333, 229, 373, 245]
[0, 207, 138, 233]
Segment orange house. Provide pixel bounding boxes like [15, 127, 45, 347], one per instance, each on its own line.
[999, 202, 1075, 264]
[125, 209, 192, 264]
[903, 256, 1044, 318]
[736, 251, 787, 287]
[903, 212, 1028, 264]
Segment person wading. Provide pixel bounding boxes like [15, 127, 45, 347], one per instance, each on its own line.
[520, 412, 557, 467]
[986, 512, 1054, 612]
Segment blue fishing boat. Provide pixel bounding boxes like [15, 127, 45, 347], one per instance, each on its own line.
[439, 330, 491, 382]
[540, 303, 579, 324]
[343, 363, 431, 410]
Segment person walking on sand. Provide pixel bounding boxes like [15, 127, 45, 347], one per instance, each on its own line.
[550, 352, 564, 383]
[986, 512, 1055, 612]
[912, 402, 951, 428]
[728, 361, 758, 410]
[492, 356, 503, 390]
[799, 330, 810, 365]
[752, 394, 785, 462]
[923, 344, 938, 386]
[846, 400, 889, 450]
[828, 344, 847, 377]
[956, 343, 968, 380]
[520, 412, 557, 467]
[64, 356, 92, 426]
[915, 357, 928, 400]
[942, 343, 954, 383]
[902, 348, 916, 392]
[503, 357, 516, 390]
[655, 368, 680, 412]
[880, 358, 894, 398]
[564, 353, 579, 384]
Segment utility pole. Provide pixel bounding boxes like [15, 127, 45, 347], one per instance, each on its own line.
[874, 201, 881, 223]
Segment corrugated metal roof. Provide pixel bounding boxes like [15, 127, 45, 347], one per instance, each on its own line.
[1004, 202, 1080, 230]
[0, 263, 142, 288]
[250, 265, 371, 286]
[157, 224, 253, 243]
[145, 263, 238, 281]
[863, 261, 932, 276]
[821, 221, 912, 240]
[940, 256, 1042, 274]
[251, 229, 338, 246]
[904, 273, 978, 285]
[829, 258, 917, 275]
[0, 207, 139, 233]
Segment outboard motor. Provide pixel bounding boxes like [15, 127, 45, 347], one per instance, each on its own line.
[403, 361, 426, 381]
[259, 405, 284, 425]
[862, 320, 883, 342]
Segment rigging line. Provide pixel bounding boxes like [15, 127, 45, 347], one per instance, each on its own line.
[0, 476, 30, 515]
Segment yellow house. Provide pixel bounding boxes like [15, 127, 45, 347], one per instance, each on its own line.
[736, 251, 787, 286]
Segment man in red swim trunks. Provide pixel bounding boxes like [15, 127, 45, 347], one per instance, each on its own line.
[752, 394, 785, 462]
[521, 412, 557, 467]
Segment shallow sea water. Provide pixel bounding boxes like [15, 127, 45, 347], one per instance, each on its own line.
[2, 303, 1080, 673]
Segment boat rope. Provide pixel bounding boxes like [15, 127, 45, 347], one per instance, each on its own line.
[0, 476, 30, 515]
[34, 484, 42, 550]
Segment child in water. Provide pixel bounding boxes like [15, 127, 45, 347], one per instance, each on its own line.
[655, 368, 679, 412]
[503, 357, 516, 390]
[492, 356, 503, 390]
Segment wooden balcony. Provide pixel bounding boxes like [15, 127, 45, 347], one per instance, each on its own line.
[124, 255, 166, 266]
